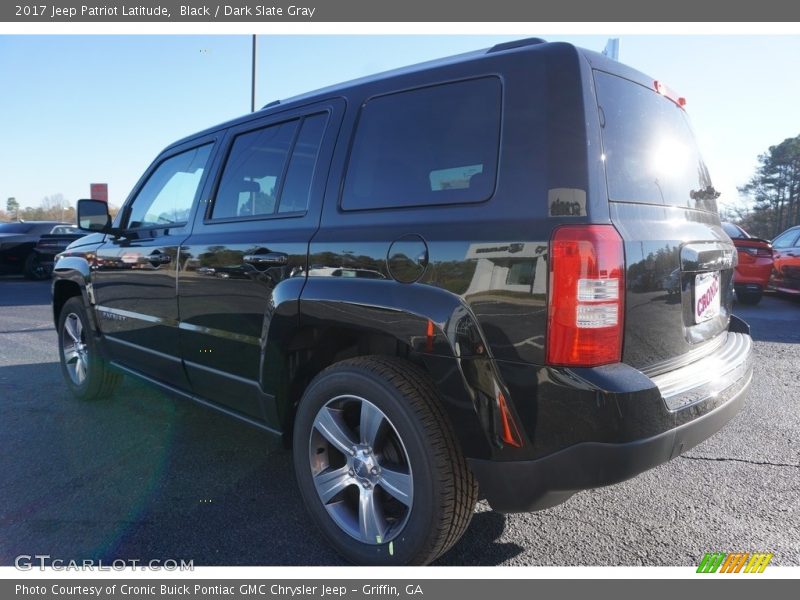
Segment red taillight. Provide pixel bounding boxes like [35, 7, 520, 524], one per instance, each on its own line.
[547, 225, 625, 367]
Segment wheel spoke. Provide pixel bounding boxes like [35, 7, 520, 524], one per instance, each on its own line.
[359, 400, 385, 447]
[64, 316, 81, 343]
[63, 346, 79, 365]
[313, 466, 353, 504]
[358, 486, 387, 543]
[314, 407, 357, 456]
[74, 356, 86, 383]
[378, 465, 413, 507]
[309, 395, 415, 546]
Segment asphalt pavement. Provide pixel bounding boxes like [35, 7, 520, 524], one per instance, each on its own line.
[0, 276, 798, 566]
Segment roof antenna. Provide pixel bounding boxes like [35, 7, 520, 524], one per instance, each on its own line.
[251, 35, 257, 112]
[602, 38, 619, 61]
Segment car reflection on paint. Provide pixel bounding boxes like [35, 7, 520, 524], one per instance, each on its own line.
[722, 222, 774, 305]
[661, 268, 681, 296]
[308, 266, 386, 279]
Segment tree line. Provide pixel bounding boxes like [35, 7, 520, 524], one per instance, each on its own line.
[3, 194, 119, 223]
[729, 134, 800, 239]
[3, 194, 76, 223]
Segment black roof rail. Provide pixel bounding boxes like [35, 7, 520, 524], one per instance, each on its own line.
[262, 99, 280, 109]
[488, 38, 547, 53]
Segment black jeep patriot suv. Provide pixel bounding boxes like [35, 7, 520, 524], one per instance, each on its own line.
[52, 39, 753, 565]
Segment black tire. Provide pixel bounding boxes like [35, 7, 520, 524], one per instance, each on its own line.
[737, 290, 762, 305]
[293, 355, 478, 565]
[23, 252, 50, 280]
[57, 296, 122, 400]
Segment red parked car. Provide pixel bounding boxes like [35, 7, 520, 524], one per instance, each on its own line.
[722, 222, 773, 305]
[769, 225, 800, 296]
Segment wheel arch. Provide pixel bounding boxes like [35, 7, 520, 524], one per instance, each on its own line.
[52, 278, 86, 327]
[51, 253, 101, 331]
[264, 279, 510, 459]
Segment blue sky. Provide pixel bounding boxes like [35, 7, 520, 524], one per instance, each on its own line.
[1, 34, 799, 213]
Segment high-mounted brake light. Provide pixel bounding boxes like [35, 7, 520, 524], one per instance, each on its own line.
[654, 80, 686, 109]
[546, 225, 625, 367]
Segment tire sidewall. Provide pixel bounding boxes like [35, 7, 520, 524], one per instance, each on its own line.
[293, 365, 445, 565]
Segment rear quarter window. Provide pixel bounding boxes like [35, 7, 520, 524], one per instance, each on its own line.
[342, 77, 502, 211]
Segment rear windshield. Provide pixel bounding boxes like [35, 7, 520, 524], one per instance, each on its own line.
[594, 70, 718, 212]
[722, 222, 748, 239]
[50, 226, 80, 235]
[0, 223, 33, 233]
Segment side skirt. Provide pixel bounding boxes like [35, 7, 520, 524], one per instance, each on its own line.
[109, 361, 284, 445]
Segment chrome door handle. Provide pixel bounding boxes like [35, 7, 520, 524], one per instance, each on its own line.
[148, 252, 172, 265]
[243, 253, 288, 266]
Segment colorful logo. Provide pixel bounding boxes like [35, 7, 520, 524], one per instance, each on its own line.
[697, 552, 773, 573]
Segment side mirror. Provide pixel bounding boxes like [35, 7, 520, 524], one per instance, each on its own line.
[77, 199, 112, 233]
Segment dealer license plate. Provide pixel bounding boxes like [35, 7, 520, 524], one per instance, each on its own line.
[694, 271, 720, 324]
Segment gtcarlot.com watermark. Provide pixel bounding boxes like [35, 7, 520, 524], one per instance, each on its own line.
[15, 554, 194, 571]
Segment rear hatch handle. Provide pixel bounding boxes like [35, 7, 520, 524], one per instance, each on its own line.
[680, 242, 736, 272]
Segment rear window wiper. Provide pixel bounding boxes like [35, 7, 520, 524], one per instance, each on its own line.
[690, 185, 721, 200]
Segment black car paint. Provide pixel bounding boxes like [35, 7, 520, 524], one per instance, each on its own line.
[52, 40, 752, 511]
[0, 221, 69, 273]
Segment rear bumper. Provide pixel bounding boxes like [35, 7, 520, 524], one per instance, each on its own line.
[734, 262, 772, 288]
[470, 327, 753, 513]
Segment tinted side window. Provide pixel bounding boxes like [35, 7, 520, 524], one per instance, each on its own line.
[33, 224, 58, 235]
[342, 77, 502, 211]
[773, 230, 800, 249]
[279, 113, 328, 214]
[127, 144, 212, 229]
[212, 120, 298, 220]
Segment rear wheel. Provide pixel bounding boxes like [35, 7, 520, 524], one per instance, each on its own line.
[23, 252, 50, 280]
[57, 297, 121, 400]
[293, 356, 477, 565]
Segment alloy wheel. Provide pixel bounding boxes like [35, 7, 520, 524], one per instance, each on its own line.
[308, 394, 413, 545]
[62, 313, 89, 385]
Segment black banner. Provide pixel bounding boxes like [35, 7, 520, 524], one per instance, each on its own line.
[3, 0, 800, 22]
[4, 579, 798, 600]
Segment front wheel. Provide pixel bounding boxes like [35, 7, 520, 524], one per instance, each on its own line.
[293, 356, 477, 565]
[57, 296, 121, 400]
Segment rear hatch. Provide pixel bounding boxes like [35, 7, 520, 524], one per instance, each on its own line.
[592, 67, 734, 375]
